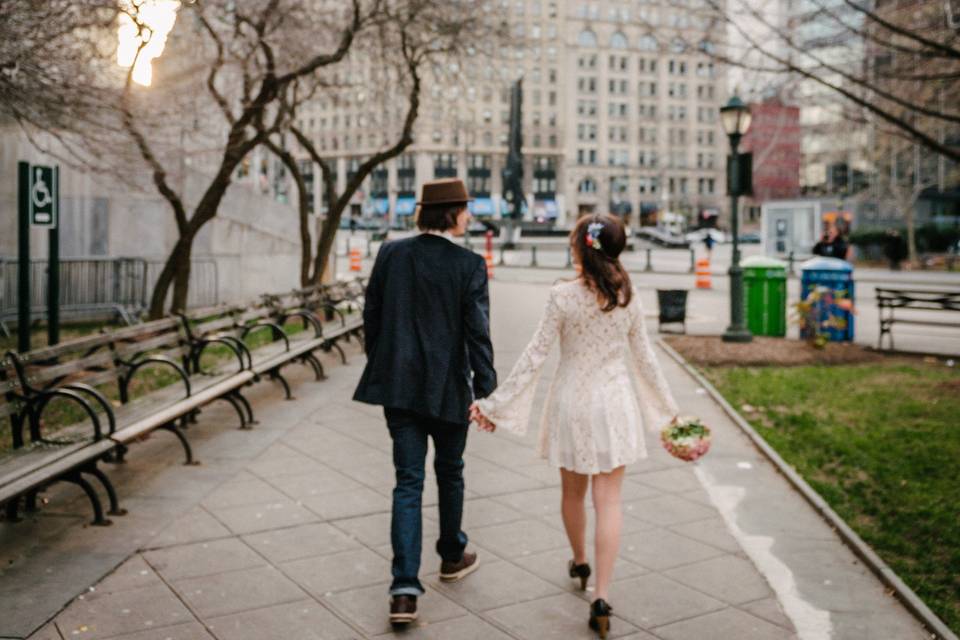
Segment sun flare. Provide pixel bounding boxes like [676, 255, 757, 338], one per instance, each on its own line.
[117, 0, 180, 86]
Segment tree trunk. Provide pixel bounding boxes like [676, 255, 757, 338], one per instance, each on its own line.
[148, 236, 193, 319]
[905, 200, 918, 265]
[310, 201, 347, 285]
[264, 139, 313, 287]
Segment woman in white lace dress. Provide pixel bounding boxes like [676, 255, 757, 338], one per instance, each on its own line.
[473, 214, 680, 638]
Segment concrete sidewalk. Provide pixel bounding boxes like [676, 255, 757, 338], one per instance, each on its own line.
[7, 280, 932, 639]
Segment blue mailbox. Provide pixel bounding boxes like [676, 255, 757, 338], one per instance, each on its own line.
[799, 257, 855, 342]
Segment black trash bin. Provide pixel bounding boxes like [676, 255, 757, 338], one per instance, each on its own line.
[656, 289, 688, 333]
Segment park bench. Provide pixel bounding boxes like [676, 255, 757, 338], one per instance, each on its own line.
[875, 288, 960, 350]
[0, 279, 366, 527]
[280, 279, 366, 364]
[0, 319, 255, 525]
[179, 279, 365, 400]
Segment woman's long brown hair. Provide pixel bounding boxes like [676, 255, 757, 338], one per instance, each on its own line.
[570, 214, 633, 312]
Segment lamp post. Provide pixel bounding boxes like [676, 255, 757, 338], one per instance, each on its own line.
[720, 96, 753, 343]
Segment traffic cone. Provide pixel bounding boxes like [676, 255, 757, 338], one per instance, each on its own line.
[350, 246, 362, 272]
[695, 258, 711, 289]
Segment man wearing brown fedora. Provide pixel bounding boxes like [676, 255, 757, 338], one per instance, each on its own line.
[354, 178, 497, 625]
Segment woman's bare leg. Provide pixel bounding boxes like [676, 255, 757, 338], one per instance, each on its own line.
[591, 466, 625, 601]
[560, 468, 590, 565]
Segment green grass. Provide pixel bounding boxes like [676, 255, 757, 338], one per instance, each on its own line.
[704, 361, 960, 632]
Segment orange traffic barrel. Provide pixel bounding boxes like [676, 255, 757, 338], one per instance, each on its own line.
[350, 246, 362, 272]
[695, 258, 711, 289]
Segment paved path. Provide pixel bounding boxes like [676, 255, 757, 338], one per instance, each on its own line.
[5, 281, 931, 639]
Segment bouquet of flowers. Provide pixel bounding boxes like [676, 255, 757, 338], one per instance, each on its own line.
[661, 417, 712, 462]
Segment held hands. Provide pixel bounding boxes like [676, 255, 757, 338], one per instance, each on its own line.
[469, 402, 496, 433]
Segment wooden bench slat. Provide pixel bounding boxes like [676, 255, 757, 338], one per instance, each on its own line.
[0, 440, 116, 502]
[21, 351, 115, 384]
[111, 371, 255, 444]
[0, 440, 94, 490]
[114, 333, 186, 357]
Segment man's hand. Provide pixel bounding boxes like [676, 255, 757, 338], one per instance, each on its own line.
[469, 402, 496, 433]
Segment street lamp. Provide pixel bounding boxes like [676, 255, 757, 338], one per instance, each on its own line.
[719, 95, 753, 343]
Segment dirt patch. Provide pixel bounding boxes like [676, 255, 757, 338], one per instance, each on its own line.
[663, 335, 887, 367]
[939, 379, 960, 393]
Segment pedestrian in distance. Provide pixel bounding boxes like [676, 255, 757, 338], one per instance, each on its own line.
[812, 224, 852, 261]
[353, 178, 496, 626]
[473, 214, 681, 639]
[703, 230, 716, 259]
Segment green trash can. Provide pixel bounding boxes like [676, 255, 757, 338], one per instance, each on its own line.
[742, 255, 787, 337]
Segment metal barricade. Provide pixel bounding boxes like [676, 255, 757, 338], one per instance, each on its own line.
[0, 257, 220, 335]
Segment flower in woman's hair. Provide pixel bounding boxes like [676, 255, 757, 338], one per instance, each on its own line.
[586, 222, 604, 251]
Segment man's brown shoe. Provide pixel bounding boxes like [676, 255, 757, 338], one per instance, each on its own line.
[439, 551, 479, 582]
[389, 595, 418, 625]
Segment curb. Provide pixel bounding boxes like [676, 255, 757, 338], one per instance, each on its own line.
[656, 337, 958, 640]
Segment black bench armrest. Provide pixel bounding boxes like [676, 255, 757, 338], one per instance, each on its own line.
[240, 322, 291, 352]
[277, 310, 324, 338]
[59, 383, 117, 436]
[318, 303, 347, 327]
[121, 356, 192, 403]
[30, 388, 106, 442]
[190, 337, 248, 374]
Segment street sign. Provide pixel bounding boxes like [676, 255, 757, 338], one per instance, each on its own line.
[28, 164, 58, 228]
[17, 161, 61, 352]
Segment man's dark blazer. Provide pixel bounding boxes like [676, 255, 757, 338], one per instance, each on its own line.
[353, 234, 497, 425]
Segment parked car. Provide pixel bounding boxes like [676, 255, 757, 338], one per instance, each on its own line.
[739, 232, 762, 244]
[636, 226, 690, 248]
[685, 228, 727, 244]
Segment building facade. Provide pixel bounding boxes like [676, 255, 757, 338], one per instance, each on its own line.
[280, 0, 731, 228]
[865, 0, 960, 227]
[786, 0, 871, 195]
[740, 98, 802, 223]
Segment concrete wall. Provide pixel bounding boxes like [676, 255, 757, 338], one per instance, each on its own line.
[1, 127, 309, 306]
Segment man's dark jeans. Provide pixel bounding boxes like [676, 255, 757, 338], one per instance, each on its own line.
[385, 408, 469, 596]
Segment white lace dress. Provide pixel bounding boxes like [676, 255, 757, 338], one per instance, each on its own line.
[476, 280, 680, 474]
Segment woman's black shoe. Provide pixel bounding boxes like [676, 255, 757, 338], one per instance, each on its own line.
[588, 598, 613, 639]
[568, 559, 591, 591]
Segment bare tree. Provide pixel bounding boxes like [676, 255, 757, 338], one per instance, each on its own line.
[263, 1, 507, 286]
[0, 0, 121, 144]
[119, 0, 402, 317]
[708, 0, 960, 162]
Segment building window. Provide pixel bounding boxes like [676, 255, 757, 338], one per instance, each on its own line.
[638, 82, 657, 98]
[610, 31, 628, 49]
[577, 54, 597, 69]
[467, 154, 491, 195]
[578, 29, 598, 47]
[578, 177, 597, 193]
[299, 160, 315, 214]
[638, 34, 658, 51]
[433, 153, 457, 178]
[397, 154, 415, 195]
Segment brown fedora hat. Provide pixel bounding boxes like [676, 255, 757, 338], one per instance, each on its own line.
[417, 178, 473, 205]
